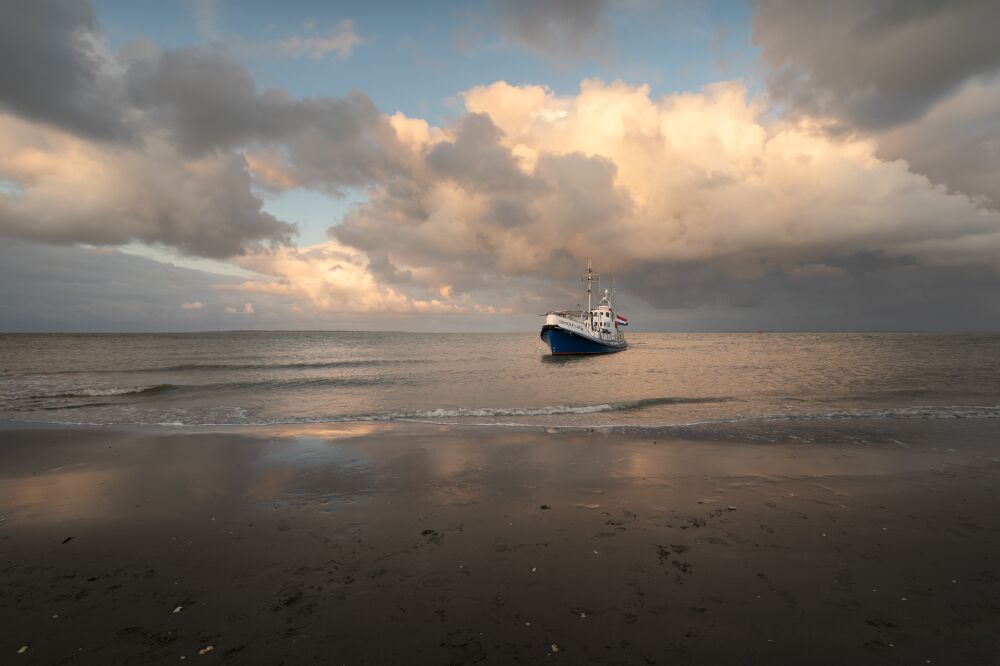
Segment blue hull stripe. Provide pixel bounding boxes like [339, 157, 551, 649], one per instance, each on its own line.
[541, 327, 627, 355]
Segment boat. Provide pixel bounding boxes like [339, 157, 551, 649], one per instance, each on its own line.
[540, 260, 629, 354]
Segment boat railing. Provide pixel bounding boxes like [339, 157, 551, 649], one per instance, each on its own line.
[543, 310, 626, 344]
[591, 326, 626, 343]
[595, 321, 624, 341]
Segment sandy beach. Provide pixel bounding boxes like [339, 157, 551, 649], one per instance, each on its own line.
[2, 420, 999, 664]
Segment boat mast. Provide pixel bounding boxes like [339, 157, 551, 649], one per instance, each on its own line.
[586, 258, 593, 327]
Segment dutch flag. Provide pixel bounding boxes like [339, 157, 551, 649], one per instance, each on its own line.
[614, 314, 628, 327]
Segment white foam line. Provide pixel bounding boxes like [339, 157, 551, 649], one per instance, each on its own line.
[3, 404, 1000, 429]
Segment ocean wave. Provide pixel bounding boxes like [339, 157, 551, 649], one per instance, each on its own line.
[381, 396, 732, 420]
[214, 376, 392, 391]
[324, 402, 1000, 427]
[136, 359, 423, 372]
[5, 395, 729, 424]
[29, 359, 424, 375]
[796, 405, 1000, 420]
[40, 401, 115, 411]
[27, 376, 400, 400]
[33, 384, 177, 399]
[4, 397, 998, 429]
[224, 397, 730, 423]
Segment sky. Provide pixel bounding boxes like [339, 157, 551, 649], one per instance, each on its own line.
[1, 0, 999, 332]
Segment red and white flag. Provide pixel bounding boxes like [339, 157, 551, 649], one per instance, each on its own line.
[614, 314, 628, 327]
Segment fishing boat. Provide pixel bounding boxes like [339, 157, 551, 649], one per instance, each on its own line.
[540, 261, 629, 354]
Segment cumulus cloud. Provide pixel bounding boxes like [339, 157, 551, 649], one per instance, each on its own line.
[0, 2, 404, 256]
[332, 79, 1000, 310]
[753, 0, 1000, 131]
[494, 0, 613, 58]
[181, 301, 204, 310]
[0, 114, 294, 257]
[230, 241, 465, 314]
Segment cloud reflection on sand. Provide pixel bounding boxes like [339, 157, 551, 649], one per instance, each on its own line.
[0, 467, 122, 522]
[238, 422, 382, 440]
[0, 421, 981, 528]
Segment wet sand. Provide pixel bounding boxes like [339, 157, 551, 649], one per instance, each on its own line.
[1, 420, 999, 664]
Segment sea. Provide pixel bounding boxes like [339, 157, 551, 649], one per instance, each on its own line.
[1, 332, 999, 431]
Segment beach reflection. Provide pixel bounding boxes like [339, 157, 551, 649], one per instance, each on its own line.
[244, 422, 381, 440]
[0, 421, 971, 528]
[247, 465, 298, 501]
[0, 429, 262, 523]
[0, 467, 121, 522]
[240, 424, 965, 507]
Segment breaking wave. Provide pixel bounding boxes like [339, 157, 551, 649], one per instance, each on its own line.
[126, 359, 423, 372]
[3, 401, 999, 429]
[30, 359, 424, 375]
[35, 384, 177, 399]
[23, 377, 387, 403]
[378, 396, 733, 420]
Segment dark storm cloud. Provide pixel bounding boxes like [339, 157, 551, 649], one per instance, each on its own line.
[494, 0, 613, 57]
[0, 0, 132, 141]
[628, 252, 1000, 331]
[753, 0, 1000, 131]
